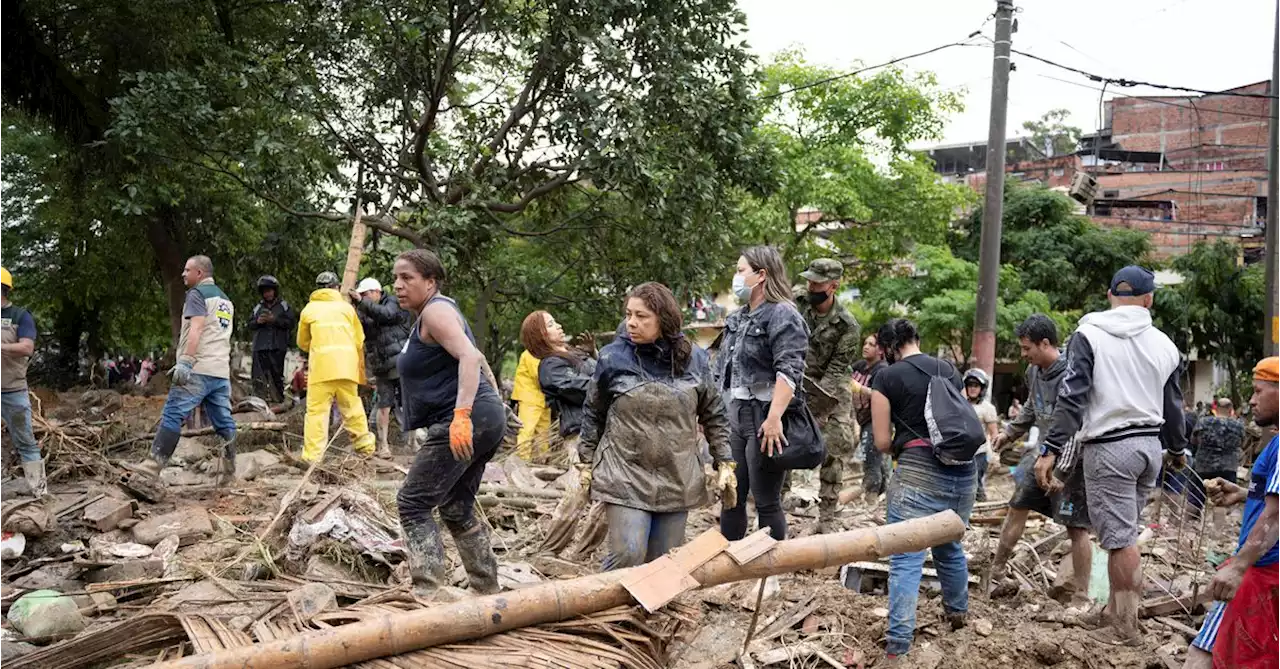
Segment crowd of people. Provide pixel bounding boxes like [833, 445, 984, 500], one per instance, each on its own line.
[1, 248, 1276, 665]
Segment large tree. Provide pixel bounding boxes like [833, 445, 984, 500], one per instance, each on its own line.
[1021, 109, 1082, 158]
[1156, 241, 1266, 406]
[737, 49, 974, 282]
[863, 245, 1075, 365]
[3, 0, 769, 375]
[950, 183, 1153, 312]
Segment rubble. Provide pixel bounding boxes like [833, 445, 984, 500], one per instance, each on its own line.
[7, 590, 86, 639]
[0, 393, 1251, 669]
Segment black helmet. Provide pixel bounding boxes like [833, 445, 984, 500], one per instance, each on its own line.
[257, 275, 280, 291]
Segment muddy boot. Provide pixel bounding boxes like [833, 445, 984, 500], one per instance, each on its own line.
[816, 502, 839, 534]
[946, 611, 967, 631]
[135, 456, 165, 478]
[21, 460, 46, 498]
[402, 520, 449, 597]
[216, 436, 237, 487]
[450, 523, 500, 595]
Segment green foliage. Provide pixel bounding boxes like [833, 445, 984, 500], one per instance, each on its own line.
[739, 49, 976, 282]
[951, 183, 1153, 311]
[1021, 109, 1082, 157]
[1160, 241, 1265, 406]
[863, 245, 1076, 363]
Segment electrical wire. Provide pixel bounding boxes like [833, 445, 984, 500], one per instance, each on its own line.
[1033, 74, 1277, 121]
[760, 40, 984, 101]
[1010, 46, 1277, 100]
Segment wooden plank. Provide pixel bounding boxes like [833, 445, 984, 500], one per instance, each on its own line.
[757, 596, 820, 642]
[619, 556, 699, 613]
[727, 529, 777, 565]
[669, 530, 729, 572]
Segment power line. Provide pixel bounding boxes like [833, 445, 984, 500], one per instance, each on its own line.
[1011, 46, 1277, 99]
[761, 40, 984, 101]
[1033, 74, 1277, 121]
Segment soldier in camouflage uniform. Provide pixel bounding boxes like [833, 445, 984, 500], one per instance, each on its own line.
[795, 258, 860, 533]
[1191, 399, 1246, 483]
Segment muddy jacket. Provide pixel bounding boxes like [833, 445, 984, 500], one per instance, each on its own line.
[1002, 353, 1069, 445]
[247, 298, 296, 352]
[581, 333, 730, 512]
[796, 298, 859, 416]
[355, 293, 412, 378]
[1191, 416, 1244, 475]
[539, 355, 597, 437]
[713, 301, 808, 398]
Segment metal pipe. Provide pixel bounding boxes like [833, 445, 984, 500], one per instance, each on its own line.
[157, 511, 966, 669]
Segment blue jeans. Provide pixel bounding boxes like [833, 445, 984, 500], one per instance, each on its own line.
[885, 451, 976, 656]
[154, 374, 237, 459]
[1, 390, 41, 463]
[602, 504, 688, 570]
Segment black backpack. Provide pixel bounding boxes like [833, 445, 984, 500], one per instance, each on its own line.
[900, 357, 986, 465]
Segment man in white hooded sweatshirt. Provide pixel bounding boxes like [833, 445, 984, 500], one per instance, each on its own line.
[1034, 266, 1188, 645]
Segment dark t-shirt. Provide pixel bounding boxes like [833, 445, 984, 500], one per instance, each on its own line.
[870, 354, 963, 451]
[851, 359, 885, 427]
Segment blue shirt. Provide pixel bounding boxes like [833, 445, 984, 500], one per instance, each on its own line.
[1239, 435, 1279, 567]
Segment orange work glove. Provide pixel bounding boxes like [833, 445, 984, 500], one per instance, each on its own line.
[449, 407, 474, 461]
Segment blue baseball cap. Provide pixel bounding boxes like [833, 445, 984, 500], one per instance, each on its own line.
[1110, 265, 1156, 296]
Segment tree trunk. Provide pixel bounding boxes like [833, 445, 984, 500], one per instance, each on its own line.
[154, 511, 966, 669]
[471, 278, 497, 355]
[145, 213, 187, 346]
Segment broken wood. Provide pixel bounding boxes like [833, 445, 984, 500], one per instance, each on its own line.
[155, 510, 966, 669]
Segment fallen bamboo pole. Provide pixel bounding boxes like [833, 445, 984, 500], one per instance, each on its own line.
[156, 510, 964, 669]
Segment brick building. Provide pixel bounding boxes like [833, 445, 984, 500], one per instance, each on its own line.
[929, 81, 1273, 260]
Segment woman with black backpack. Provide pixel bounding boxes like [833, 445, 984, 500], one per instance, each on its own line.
[869, 318, 981, 662]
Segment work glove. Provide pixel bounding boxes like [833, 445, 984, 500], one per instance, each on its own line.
[171, 355, 196, 386]
[716, 461, 738, 509]
[850, 378, 865, 395]
[448, 407, 474, 461]
[575, 462, 593, 489]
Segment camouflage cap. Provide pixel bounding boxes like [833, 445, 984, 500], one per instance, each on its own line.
[799, 258, 844, 283]
[315, 271, 340, 287]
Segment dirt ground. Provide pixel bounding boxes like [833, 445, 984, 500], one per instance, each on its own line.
[0, 391, 1239, 668]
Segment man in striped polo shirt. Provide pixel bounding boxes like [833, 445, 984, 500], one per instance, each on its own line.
[1184, 356, 1278, 669]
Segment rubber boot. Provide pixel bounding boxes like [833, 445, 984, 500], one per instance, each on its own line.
[450, 523, 500, 595]
[402, 520, 449, 596]
[816, 501, 838, 534]
[22, 460, 46, 498]
[217, 435, 237, 487]
[149, 428, 182, 467]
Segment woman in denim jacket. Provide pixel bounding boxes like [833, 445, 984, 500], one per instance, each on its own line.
[715, 246, 809, 542]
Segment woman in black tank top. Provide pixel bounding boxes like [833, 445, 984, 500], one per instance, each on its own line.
[392, 249, 505, 599]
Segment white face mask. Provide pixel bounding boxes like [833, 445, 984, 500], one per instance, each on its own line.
[732, 272, 755, 302]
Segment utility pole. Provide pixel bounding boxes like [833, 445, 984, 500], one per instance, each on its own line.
[1265, 1, 1279, 356]
[972, 0, 1015, 374]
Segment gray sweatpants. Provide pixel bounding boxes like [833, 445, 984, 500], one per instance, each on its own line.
[1082, 435, 1161, 550]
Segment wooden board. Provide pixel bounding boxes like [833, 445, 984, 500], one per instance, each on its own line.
[727, 529, 777, 565]
[670, 530, 729, 572]
[620, 556, 700, 613]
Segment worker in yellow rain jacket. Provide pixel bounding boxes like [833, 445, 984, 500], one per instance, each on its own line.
[297, 271, 376, 462]
[512, 312, 552, 460]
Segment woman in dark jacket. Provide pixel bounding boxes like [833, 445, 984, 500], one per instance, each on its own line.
[580, 283, 732, 570]
[519, 311, 596, 443]
[715, 246, 809, 542]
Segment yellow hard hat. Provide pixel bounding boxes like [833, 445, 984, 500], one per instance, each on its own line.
[0, 268, 11, 290]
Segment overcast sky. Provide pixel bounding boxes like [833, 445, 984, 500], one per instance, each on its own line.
[739, 0, 1277, 147]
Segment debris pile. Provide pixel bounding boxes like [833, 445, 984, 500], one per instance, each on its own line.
[0, 393, 1252, 668]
